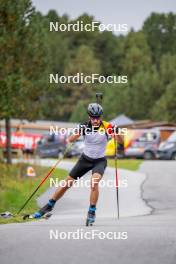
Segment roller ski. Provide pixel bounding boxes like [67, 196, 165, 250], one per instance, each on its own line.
[23, 199, 56, 220]
[86, 206, 96, 226]
[23, 212, 52, 220]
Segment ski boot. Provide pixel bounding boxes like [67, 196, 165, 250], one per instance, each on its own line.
[23, 199, 56, 220]
[86, 206, 96, 226]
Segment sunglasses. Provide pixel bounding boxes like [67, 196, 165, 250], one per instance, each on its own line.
[90, 116, 101, 120]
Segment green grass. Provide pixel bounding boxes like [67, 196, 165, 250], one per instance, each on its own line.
[0, 158, 141, 224]
[65, 157, 142, 171]
[107, 159, 142, 171]
[0, 163, 67, 224]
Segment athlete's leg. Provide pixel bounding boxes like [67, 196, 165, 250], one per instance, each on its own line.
[33, 155, 93, 218]
[86, 173, 102, 224]
[52, 175, 75, 201]
[90, 158, 107, 206]
[52, 154, 93, 201]
[87, 158, 107, 223]
[33, 175, 75, 218]
[90, 173, 102, 205]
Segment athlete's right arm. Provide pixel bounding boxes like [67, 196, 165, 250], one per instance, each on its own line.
[66, 122, 86, 143]
[66, 122, 88, 143]
[67, 133, 80, 143]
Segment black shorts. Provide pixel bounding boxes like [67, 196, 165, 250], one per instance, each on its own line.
[69, 153, 107, 180]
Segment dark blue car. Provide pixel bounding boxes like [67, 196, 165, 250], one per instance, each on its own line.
[36, 134, 66, 158]
[157, 131, 176, 160]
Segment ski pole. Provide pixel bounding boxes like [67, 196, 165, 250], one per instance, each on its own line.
[114, 137, 120, 219]
[17, 143, 73, 215]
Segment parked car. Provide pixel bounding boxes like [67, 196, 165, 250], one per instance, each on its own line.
[157, 131, 176, 160]
[124, 127, 175, 160]
[36, 134, 66, 158]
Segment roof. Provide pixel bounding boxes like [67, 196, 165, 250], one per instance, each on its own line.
[1, 118, 176, 133]
[110, 114, 134, 126]
[127, 121, 176, 129]
[0, 119, 78, 134]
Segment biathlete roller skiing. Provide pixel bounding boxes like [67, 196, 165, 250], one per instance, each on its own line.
[23, 94, 123, 226]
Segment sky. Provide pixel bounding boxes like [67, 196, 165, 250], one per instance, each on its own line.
[32, 0, 176, 31]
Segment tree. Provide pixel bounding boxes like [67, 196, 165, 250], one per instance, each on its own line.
[64, 45, 101, 119]
[151, 81, 176, 122]
[129, 67, 161, 119]
[150, 54, 176, 121]
[143, 12, 176, 64]
[70, 101, 88, 122]
[160, 54, 176, 86]
[67, 14, 99, 51]
[94, 32, 125, 76]
[0, 0, 48, 163]
[122, 31, 152, 78]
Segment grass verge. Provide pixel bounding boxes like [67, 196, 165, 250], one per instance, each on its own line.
[65, 157, 142, 171]
[0, 163, 67, 224]
[107, 159, 142, 171]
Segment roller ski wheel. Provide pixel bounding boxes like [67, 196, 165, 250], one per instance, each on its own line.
[86, 211, 95, 226]
[23, 212, 52, 220]
[23, 202, 54, 220]
[86, 219, 93, 226]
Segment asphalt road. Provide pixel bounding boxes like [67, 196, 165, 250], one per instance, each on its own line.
[0, 160, 176, 264]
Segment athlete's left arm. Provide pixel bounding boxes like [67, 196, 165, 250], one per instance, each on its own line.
[107, 123, 124, 144]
